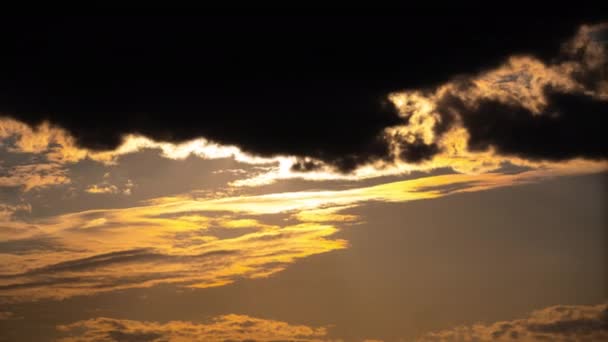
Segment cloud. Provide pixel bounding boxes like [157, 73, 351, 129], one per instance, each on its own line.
[292, 206, 359, 223]
[0, 15, 605, 172]
[0, 163, 70, 191]
[85, 184, 119, 194]
[438, 89, 607, 161]
[85, 180, 134, 195]
[55, 304, 608, 342]
[416, 303, 608, 341]
[0, 162, 605, 303]
[385, 23, 608, 165]
[0, 213, 346, 302]
[0, 236, 66, 255]
[0, 203, 30, 221]
[0, 119, 75, 191]
[1, 21, 606, 190]
[56, 314, 330, 342]
[0, 118, 87, 164]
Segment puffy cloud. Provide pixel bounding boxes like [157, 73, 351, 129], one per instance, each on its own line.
[417, 303, 608, 341]
[85, 184, 119, 194]
[0, 119, 75, 191]
[56, 314, 330, 342]
[0, 118, 87, 164]
[85, 180, 134, 195]
[385, 23, 608, 167]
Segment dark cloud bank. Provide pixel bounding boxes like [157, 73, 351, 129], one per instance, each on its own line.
[1, 12, 607, 170]
[439, 88, 608, 161]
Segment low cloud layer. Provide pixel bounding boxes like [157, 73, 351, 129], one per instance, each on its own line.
[417, 303, 608, 341]
[56, 314, 330, 342]
[55, 303, 608, 342]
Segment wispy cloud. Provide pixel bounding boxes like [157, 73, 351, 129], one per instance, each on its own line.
[0, 203, 30, 221]
[0, 216, 346, 302]
[0, 161, 604, 302]
[0, 163, 70, 191]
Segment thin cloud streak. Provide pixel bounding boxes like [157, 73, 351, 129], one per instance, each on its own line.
[0, 160, 604, 302]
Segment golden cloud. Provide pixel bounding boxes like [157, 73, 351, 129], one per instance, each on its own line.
[1, 161, 605, 303]
[416, 303, 608, 341]
[0, 163, 70, 191]
[57, 314, 331, 342]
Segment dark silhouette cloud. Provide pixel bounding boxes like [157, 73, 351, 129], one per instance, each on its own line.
[437, 88, 608, 161]
[1, 12, 605, 170]
[394, 137, 440, 163]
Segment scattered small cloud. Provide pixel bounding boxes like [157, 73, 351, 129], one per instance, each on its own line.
[85, 184, 119, 194]
[417, 303, 608, 341]
[85, 180, 135, 195]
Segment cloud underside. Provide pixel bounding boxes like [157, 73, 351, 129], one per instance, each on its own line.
[55, 303, 608, 342]
[0, 24, 606, 191]
[417, 303, 608, 342]
[0, 22, 606, 177]
[0, 162, 605, 303]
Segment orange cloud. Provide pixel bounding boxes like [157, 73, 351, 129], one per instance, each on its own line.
[0, 163, 70, 191]
[57, 314, 331, 342]
[85, 184, 119, 194]
[85, 180, 134, 195]
[416, 303, 608, 341]
[0, 161, 604, 303]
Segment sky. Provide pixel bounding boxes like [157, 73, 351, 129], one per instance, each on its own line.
[0, 11, 607, 342]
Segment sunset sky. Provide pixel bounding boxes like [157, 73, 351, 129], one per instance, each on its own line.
[0, 11, 607, 341]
